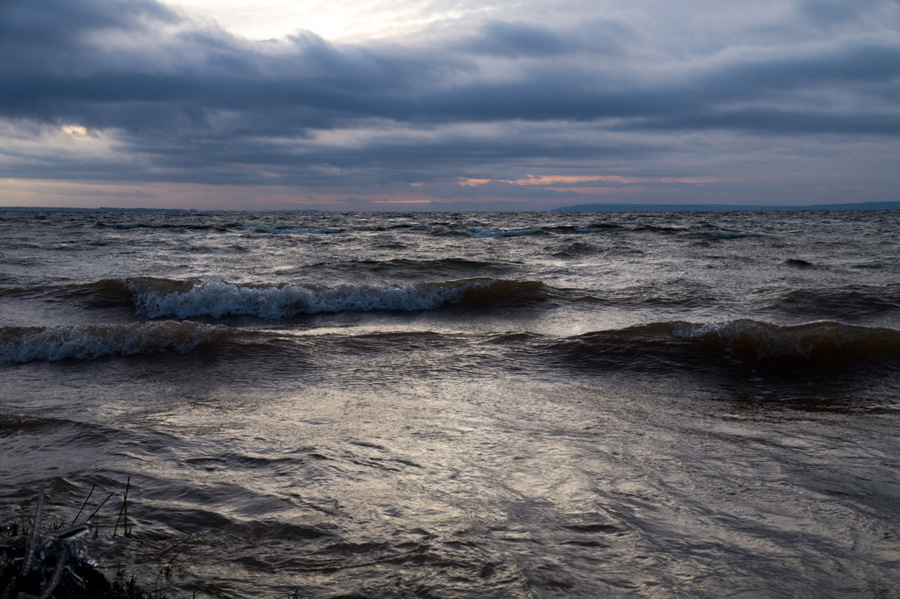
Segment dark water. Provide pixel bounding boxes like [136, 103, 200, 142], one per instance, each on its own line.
[1, 209, 899, 598]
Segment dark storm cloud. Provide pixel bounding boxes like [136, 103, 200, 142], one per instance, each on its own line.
[459, 18, 633, 58]
[461, 20, 577, 57]
[1, 0, 899, 191]
[796, 0, 886, 27]
[0, 0, 179, 71]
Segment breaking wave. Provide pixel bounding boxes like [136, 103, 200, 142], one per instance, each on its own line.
[0, 321, 229, 364]
[130, 278, 549, 319]
[553, 319, 900, 373]
[0, 276, 556, 319]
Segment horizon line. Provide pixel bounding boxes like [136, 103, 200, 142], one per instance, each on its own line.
[1, 200, 899, 213]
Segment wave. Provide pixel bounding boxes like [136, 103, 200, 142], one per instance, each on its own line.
[759, 284, 900, 319]
[467, 225, 621, 237]
[552, 319, 900, 374]
[101, 221, 344, 235]
[466, 228, 543, 238]
[0, 275, 554, 317]
[0, 321, 230, 364]
[582, 221, 623, 231]
[0, 278, 166, 308]
[573, 226, 615, 233]
[700, 230, 765, 239]
[240, 226, 342, 235]
[552, 242, 603, 258]
[631, 224, 689, 235]
[326, 258, 507, 279]
[97, 222, 226, 232]
[672, 320, 900, 362]
[0, 279, 135, 305]
[784, 258, 815, 268]
[91, 219, 769, 241]
[5, 317, 899, 380]
[130, 277, 550, 319]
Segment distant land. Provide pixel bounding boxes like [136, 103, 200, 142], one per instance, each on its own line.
[553, 201, 900, 212]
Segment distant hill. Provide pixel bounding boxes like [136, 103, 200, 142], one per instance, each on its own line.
[553, 201, 900, 212]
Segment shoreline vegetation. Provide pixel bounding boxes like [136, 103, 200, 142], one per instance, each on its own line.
[0, 482, 180, 599]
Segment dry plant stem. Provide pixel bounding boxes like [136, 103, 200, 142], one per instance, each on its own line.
[114, 475, 131, 537]
[71, 483, 96, 526]
[85, 492, 116, 524]
[124, 475, 130, 537]
[20, 482, 44, 577]
[35, 546, 68, 599]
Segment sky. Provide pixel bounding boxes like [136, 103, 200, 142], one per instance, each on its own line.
[1, 0, 899, 211]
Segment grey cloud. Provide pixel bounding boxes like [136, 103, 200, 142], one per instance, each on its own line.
[4, 0, 894, 128]
[700, 38, 900, 95]
[0, 0, 898, 193]
[796, 0, 885, 27]
[463, 20, 576, 57]
[0, 0, 179, 65]
[457, 17, 636, 59]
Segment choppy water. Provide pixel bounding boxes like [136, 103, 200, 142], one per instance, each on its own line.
[1, 209, 899, 598]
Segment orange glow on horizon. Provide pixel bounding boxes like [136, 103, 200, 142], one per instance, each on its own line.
[371, 199, 433, 204]
[460, 174, 740, 187]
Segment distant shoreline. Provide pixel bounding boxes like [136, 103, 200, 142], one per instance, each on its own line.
[553, 201, 900, 212]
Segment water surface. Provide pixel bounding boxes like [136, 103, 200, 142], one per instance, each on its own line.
[1, 210, 899, 598]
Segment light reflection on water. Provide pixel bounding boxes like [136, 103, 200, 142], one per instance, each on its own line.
[4, 358, 898, 597]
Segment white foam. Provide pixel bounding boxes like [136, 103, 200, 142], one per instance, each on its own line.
[132, 279, 491, 319]
[672, 319, 869, 360]
[0, 321, 224, 364]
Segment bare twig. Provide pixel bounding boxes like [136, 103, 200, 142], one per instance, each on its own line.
[70, 483, 96, 526]
[124, 475, 130, 537]
[114, 475, 131, 537]
[84, 492, 115, 524]
[19, 482, 44, 577]
[152, 534, 196, 562]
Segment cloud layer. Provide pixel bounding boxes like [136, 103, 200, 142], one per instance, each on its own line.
[1, 0, 899, 209]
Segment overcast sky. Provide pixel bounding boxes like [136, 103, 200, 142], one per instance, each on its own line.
[1, 0, 899, 210]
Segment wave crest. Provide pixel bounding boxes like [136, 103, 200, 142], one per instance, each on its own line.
[557, 320, 900, 372]
[466, 228, 542, 238]
[131, 278, 547, 319]
[673, 320, 900, 362]
[0, 321, 227, 364]
[240, 226, 342, 235]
